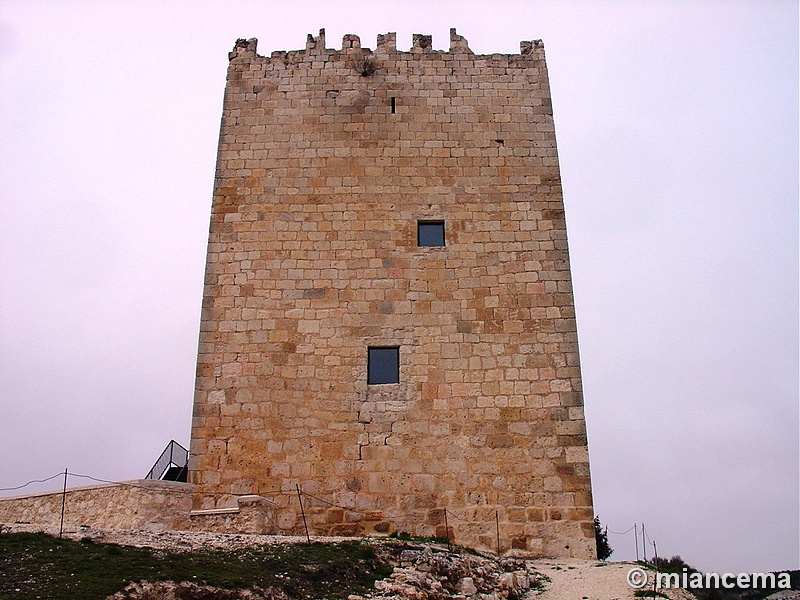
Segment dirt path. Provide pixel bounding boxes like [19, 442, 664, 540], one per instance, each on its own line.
[530, 559, 696, 600]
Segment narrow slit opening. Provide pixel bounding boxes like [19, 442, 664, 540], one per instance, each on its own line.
[391, 97, 396, 114]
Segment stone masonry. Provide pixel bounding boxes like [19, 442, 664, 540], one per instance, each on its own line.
[0, 481, 277, 535]
[189, 28, 595, 558]
[0, 480, 193, 532]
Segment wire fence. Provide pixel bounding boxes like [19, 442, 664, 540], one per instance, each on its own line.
[605, 520, 661, 563]
[1, 471, 196, 496]
[0, 473, 64, 493]
[291, 484, 504, 552]
[1, 469, 562, 554]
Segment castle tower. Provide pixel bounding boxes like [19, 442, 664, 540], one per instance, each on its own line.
[189, 29, 595, 558]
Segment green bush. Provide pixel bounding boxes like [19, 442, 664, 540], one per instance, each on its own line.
[594, 516, 613, 560]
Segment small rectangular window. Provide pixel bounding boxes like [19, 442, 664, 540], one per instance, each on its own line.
[368, 347, 400, 384]
[391, 97, 396, 114]
[417, 221, 445, 247]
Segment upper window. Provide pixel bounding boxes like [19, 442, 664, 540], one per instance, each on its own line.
[368, 347, 400, 384]
[417, 221, 445, 247]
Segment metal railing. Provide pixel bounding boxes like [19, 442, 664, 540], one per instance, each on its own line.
[145, 440, 188, 482]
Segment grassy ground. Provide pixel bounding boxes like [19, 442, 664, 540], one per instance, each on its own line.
[0, 531, 394, 600]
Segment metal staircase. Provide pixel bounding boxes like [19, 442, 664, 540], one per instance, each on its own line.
[145, 440, 188, 482]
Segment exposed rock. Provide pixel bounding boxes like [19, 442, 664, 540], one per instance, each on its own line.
[457, 576, 477, 596]
[366, 543, 544, 600]
[107, 580, 288, 600]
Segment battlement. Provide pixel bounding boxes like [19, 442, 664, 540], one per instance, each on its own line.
[229, 28, 545, 62]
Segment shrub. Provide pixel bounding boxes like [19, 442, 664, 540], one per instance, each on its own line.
[594, 516, 613, 560]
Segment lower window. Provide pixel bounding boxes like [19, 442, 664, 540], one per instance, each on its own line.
[368, 347, 400, 384]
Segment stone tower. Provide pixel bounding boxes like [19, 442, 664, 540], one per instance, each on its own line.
[189, 28, 595, 558]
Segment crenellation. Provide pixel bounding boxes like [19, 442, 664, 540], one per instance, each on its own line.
[376, 32, 397, 54]
[232, 31, 547, 67]
[305, 28, 326, 54]
[342, 34, 361, 51]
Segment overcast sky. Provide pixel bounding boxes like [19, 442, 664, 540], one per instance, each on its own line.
[1, 0, 797, 575]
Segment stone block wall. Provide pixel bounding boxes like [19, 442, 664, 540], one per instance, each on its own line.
[0, 483, 278, 535]
[190, 28, 595, 558]
[0, 480, 193, 531]
[190, 494, 278, 534]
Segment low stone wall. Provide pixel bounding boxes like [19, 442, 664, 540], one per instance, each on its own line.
[190, 495, 278, 534]
[0, 482, 279, 535]
[0, 480, 193, 531]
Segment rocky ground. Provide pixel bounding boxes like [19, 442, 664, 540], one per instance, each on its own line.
[6, 524, 696, 600]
